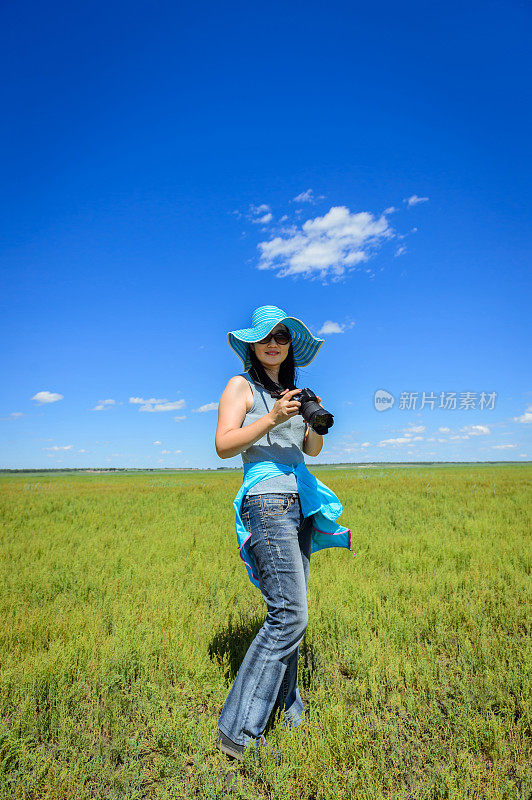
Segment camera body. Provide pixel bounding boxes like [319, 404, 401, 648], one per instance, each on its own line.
[291, 387, 334, 435]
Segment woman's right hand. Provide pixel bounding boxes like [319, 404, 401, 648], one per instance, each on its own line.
[268, 388, 301, 426]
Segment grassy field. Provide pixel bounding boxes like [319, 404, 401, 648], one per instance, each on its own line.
[0, 465, 530, 799]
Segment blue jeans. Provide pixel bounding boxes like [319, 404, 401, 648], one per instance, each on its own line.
[217, 492, 313, 747]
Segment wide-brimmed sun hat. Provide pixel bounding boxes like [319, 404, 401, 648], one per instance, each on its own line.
[227, 305, 325, 371]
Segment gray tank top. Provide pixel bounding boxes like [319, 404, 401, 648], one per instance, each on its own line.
[239, 371, 307, 495]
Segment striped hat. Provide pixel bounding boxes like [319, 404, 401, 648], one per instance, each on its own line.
[227, 305, 324, 371]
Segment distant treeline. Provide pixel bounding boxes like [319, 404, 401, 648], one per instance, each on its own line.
[0, 467, 238, 473]
[0, 461, 527, 474]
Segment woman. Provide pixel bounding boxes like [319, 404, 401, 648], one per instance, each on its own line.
[214, 305, 351, 762]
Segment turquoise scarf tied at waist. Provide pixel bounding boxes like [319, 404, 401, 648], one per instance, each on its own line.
[233, 460, 352, 589]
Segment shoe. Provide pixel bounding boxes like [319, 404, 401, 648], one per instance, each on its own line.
[216, 728, 282, 765]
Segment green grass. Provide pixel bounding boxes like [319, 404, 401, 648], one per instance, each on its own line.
[0, 465, 530, 799]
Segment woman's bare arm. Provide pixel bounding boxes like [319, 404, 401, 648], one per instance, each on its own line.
[215, 376, 277, 459]
[302, 424, 323, 457]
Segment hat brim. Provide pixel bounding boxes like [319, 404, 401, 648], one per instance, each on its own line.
[227, 315, 324, 370]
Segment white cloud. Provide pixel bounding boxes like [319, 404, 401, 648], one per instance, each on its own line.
[153, 441, 161, 445]
[403, 195, 429, 207]
[174, 449, 182, 453]
[293, 189, 320, 203]
[130, 397, 169, 404]
[43, 444, 73, 451]
[93, 398, 116, 411]
[318, 320, 344, 334]
[141, 400, 186, 412]
[513, 404, 532, 423]
[394, 245, 407, 257]
[257, 205, 394, 281]
[377, 437, 412, 446]
[492, 444, 517, 449]
[130, 398, 185, 412]
[404, 425, 425, 433]
[461, 424, 490, 435]
[257, 212, 273, 224]
[249, 204, 273, 224]
[174, 415, 186, 421]
[0, 411, 24, 419]
[32, 391, 63, 404]
[193, 402, 218, 412]
[438, 427, 450, 433]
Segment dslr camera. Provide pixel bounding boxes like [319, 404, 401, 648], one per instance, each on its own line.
[292, 387, 334, 435]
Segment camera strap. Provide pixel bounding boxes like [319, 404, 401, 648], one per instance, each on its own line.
[254, 380, 284, 400]
[247, 368, 285, 399]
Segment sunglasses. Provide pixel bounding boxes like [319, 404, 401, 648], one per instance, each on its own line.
[256, 330, 292, 345]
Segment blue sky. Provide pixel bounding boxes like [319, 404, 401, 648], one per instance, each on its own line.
[1, 0, 531, 469]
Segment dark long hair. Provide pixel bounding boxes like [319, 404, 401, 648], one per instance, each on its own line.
[247, 341, 299, 397]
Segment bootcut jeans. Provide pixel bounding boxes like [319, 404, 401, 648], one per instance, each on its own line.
[217, 491, 313, 747]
